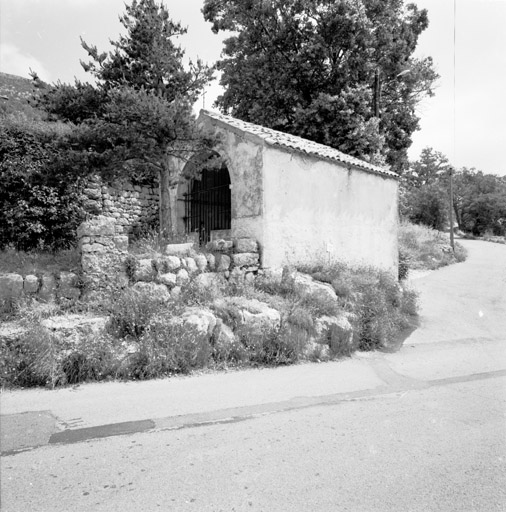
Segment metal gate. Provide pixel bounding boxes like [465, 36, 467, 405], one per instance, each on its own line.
[183, 166, 231, 245]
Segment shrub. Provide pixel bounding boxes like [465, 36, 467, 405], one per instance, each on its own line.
[0, 320, 119, 389]
[119, 315, 212, 379]
[0, 325, 66, 388]
[0, 246, 80, 275]
[398, 249, 411, 280]
[399, 220, 468, 270]
[352, 272, 418, 351]
[106, 287, 172, 338]
[60, 332, 117, 384]
[0, 118, 86, 251]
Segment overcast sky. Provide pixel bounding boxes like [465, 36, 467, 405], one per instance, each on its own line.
[1, 0, 505, 175]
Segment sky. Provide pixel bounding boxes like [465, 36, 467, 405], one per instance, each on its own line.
[1, 0, 505, 176]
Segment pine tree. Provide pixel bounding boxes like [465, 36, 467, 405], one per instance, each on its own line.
[37, 0, 214, 236]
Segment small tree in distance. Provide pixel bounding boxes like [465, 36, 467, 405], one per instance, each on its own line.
[36, 0, 215, 237]
[401, 147, 506, 236]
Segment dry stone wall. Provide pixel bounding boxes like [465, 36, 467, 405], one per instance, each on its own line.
[0, 271, 81, 306]
[82, 176, 159, 234]
[124, 235, 262, 298]
[0, 219, 261, 306]
[78, 216, 129, 293]
[76, 216, 263, 296]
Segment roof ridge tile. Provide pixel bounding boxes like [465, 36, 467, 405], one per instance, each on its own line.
[200, 109, 398, 179]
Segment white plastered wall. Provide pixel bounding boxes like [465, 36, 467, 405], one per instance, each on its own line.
[261, 147, 399, 273]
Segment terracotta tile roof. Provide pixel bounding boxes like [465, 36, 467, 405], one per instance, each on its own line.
[200, 109, 398, 179]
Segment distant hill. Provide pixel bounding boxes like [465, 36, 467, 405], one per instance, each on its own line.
[0, 72, 44, 119]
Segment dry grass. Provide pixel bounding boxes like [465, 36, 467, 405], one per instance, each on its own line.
[399, 221, 467, 271]
[0, 246, 80, 276]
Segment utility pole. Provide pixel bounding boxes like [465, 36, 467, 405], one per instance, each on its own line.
[374, 68, 381, 117]
[449, 167, 455, 252]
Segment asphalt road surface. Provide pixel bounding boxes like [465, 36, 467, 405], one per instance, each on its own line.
[1, 239, 505, 511]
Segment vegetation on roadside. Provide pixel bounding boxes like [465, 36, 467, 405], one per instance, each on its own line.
[1, 259, 418, 389]
[398, 221, 467, 273]
[0, 246, 80, 276]
[401, 147, 506, 236]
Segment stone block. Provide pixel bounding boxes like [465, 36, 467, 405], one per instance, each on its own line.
[23, 275, 39, 294]
[38, 274, 57, 301]
[159, 256, 181, 272]
[212, 319, 242, 361]
[244, 272, 256, 284]
[0, 273, 24, 300]
[82, 199, 101, 215]
[77, 216, 116, 237]
[81, 243, 107, 253]
[195, 254, 208, 272]
[206, 239, 233, 252]
[170, 286, 182, 299]
[134, 259, 156, 282]
[216, 254, 231, 272]
[81, 253, 101, 273]
[176, 268, 190, 286]
[132, 282, 170, 302]
[193, 273, 226, 295]
[315, 315, 354, 355]
[234, 238, 258, 253]
[282, 268, 338, 304]
[58, 272, 81, 300]
[184, 257, 198, 273]
[158, 272, 177, 288]
[113, 235, 129, 252]
[83, 187, 101, 200]
[232, 253, 259, 268]
[165, 243, 194, 256]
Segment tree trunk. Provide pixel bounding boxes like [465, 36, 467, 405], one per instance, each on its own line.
[159, 168, 172, 239]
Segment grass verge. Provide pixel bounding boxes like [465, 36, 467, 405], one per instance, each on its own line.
[399, 221, 467, 274]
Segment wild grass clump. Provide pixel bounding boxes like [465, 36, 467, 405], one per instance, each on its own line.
[118, 317, 211, 379]
[0, 325, 118, 389]
[0, 246, 80, 275]
[1, 246, 420, 388]
[297, 262, 418, 351]
[106, 286, 172, 338]
[1, 325, 64, 388]
[399, 220, 468, 272]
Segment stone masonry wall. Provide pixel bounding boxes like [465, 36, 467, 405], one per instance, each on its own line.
[78, 216, 129, 292]
[82, 176, 159, 234]
[77, 217, 262, 297]
[0, 220, 261, 307]
[0, 271, 81, 307]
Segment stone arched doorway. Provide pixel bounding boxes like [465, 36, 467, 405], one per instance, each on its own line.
[176, 153, 232, 245]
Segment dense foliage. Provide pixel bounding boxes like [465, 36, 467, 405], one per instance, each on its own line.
[401, 147, 506, 236]
[0, 117, 86, 251]
[35, 0, 215, 235]
[203, 0, 438, 172]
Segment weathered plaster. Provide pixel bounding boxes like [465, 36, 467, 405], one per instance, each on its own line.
[194, 117, 266, 244]
[261, 147, 398, 273]
[191, 111, 399, 274]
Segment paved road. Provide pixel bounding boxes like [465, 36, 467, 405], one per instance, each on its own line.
[1, 239, 505, 511]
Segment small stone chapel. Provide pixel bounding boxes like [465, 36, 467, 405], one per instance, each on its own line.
[170, 110, 399, 274]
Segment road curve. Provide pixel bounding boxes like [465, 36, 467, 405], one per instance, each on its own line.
[406, 239, 506, 345]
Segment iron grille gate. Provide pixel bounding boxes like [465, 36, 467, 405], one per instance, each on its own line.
[183, 167, 231, 245]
